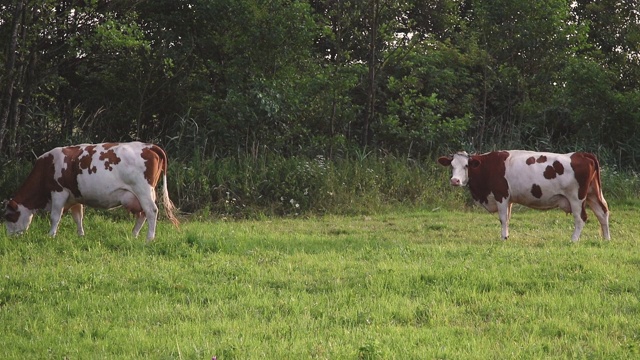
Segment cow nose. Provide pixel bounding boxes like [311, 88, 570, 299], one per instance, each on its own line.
[450, 178, 461, 186]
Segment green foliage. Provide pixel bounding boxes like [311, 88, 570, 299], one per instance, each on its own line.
[378, 40, 476, 155]
[1, 0, 640, 167]
[167, 152, 463, 218]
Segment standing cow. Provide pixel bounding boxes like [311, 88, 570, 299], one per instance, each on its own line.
[437, 150, 610, 241]
[4, 142, 179, 241]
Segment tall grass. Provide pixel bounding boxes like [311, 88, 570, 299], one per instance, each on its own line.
[168, 152, 467, 218]
[1, 152, 639, 219]
[167, 152, 640, 218]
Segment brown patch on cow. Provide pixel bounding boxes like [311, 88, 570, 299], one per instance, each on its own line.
[526, 156, 535, 165]
[543, 160, 566, 179]
[4, 210, 19, 223]
[4, 200, 20, 222]
[140, 146, 163, 186]
[60, 147, 83, 197]
[467, 151, 510, 205]
[552, 160, 564, 175]
[531, 184, 543, 198]
[543, 166, 556, 179]
[99, 149, 122, 171]
[9, 153, 64, 211]
[571, 152, 609, 224]
[79, 145, 98, 174]
[102, 143, 119, 150]
[571, 153, 594, 201]
[7, 200, 18, 212]
[579, 153, 609, 215]
[526, 155, 548, 165]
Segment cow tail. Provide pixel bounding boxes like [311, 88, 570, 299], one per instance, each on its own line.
[158, 146, 180, 228]
[588, 153, 609, 211]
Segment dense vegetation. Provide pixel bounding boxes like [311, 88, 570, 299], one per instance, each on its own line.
[1, 0, 639, 213]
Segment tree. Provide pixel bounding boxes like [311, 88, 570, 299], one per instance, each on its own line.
[0, 0, 150, 157]
[0, 0, 25, 154]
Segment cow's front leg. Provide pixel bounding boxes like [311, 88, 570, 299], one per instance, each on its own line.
[68, 204, 85, 236]
[497, 201, 512, 240]
[570, 201, 587, 242]
[48, 192, 70, 237]
[48, 207, 64, 237]
[132, 212, 146, 238]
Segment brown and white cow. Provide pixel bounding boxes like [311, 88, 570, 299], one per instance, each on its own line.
[437, 150, 610, 241]
[4, 142, 179, 241]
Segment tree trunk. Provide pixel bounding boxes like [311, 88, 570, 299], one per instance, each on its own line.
[0, 0, 25, 155]
[363, 0, 378, 147]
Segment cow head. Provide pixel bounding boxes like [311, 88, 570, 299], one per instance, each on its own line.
[437, 151, 479, 187]
[4, 199, 34, 235]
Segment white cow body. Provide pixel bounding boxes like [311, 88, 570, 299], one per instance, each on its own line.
[438, 150, 610, 241]
[4, 142, 179, 241]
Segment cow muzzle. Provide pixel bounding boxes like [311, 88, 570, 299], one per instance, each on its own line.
[450, 177, 463, 186]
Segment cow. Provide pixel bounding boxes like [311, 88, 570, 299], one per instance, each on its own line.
[4, 142, 179, 241]
[437, 150, 610, 242]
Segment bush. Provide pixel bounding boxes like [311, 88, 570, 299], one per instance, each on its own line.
[1, 152, 635, 220]
[167, 152, 467, 218]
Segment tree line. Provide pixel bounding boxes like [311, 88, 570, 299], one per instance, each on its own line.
[1, 0, 639, 167]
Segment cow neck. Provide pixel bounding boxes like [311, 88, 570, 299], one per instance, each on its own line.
[466, 152, 510, 204]
[13, 155, 59, 210]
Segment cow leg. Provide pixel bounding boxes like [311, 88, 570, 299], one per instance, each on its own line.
[48, 192, 70, 237]
[144, 203, 159, 242]
[135, 192, 159, 242]
[132, 212, 146, 238]
[68, 204, 85, 236]
[497, 201, 512, 240]
[587, 193, 610, 240]
[570, 200, 587, 242]
[119, 191, 151, 240]
[48, 208, 63, 237]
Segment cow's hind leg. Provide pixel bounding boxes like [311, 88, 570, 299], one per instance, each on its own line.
[68, 204, 85, 236]
[133, 190, 159, 242]
[141, 202, 159, 242]
[119, 191, 152, 240]
[587, 190, 610, 240]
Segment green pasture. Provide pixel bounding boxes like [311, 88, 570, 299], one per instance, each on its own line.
[1, 205, 640, 359]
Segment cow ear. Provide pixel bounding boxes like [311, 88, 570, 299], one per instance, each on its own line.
[7, 200, 18, 212]
[437, 156, 452, 166]
[468, 158, 481, 169]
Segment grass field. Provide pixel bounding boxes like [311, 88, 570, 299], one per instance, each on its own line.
[1, 204, 640, 359]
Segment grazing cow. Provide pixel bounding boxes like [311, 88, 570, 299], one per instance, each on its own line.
[4, 142, 179, 241]
[437, 151, 610, 241]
